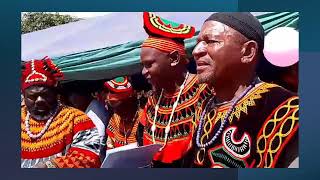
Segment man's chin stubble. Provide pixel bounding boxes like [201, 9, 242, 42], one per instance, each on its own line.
[198, 74, 213, 84]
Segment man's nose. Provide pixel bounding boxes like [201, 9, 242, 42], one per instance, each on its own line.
[142, 67, 148, 76]
[35, 96, 46, 105]
[192, 42, 207, 59]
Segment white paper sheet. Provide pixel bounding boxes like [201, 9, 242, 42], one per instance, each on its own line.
[101, 143, 162, 168]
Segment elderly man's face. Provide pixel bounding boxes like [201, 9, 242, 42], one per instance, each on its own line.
[24, 85, 58, 120]
[193, 21, 245, 86]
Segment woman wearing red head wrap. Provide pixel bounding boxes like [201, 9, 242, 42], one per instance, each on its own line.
[105, 76, 144, 149]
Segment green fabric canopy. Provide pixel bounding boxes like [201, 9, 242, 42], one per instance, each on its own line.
[52, 12, 298, 81]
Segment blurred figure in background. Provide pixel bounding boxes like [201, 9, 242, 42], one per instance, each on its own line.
[257, 54, 299, 93]
[105, 76, 144, 149]
[61, 81, 110, 161]
[258, 27, 299, 93]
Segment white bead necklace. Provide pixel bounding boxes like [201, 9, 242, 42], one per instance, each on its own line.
[25, 106, 59, 139]
[151, 72, 190, 149]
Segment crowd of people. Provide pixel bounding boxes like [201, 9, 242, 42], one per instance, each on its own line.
[21, 12, 299, 168]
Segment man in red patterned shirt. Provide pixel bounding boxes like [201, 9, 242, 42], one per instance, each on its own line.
[21, 58, 101, 168]
[139, 12, 212, 167]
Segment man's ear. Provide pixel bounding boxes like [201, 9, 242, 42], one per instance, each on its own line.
[169, 50, 180, 67]
[241, 40, 258, 64]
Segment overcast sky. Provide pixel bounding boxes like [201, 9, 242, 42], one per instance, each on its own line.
[22, 12, 269, 19]
[57, 12, 112, 18]
[21, 12, 112, 19]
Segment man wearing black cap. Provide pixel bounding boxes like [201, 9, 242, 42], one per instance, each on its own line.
[188, 12, 299, 168]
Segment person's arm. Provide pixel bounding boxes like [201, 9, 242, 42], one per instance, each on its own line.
[136, 107, 148, 146]
[106, 135, 115, 149]
[256, 96, 299, 168]
[51, 111, 101, 168]
[275, 130, 299, 168]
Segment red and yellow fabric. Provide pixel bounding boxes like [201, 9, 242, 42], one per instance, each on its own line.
[256, 96, 299, 168]
[106, 108, 144, 149]
[141, 75, 212, 166]
[142, 12, 195, 57]
[21, 106, 101, 168]
[143, 12, 195, 39]
[142, 37, 187, 56]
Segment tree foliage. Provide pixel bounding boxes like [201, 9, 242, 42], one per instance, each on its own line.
[21, 12, 81, 34]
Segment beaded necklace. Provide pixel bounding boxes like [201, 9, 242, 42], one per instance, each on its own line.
[196, 78, 258, 149]
[151, 72, 190, 149]
[25, 105, 60, 139]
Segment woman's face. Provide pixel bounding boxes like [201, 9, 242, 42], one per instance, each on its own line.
[106, 91, 132, 110]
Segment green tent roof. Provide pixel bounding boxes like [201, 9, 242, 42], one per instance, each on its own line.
[52, 12, 298, 81]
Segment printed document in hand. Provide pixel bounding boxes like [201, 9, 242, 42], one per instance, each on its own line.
[101, 143, 162, 168]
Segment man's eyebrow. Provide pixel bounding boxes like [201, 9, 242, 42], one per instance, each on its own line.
[26, 91, 37, 96]
[28, 88, 49, 94]
[145, 57, 156, 62]
[201, 33, 222, 40]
